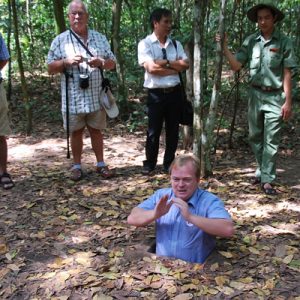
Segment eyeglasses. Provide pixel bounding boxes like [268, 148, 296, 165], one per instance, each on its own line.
[171, 177, 194, 184]
[70, 11, 85, 17]
[162, 48, 167, 59]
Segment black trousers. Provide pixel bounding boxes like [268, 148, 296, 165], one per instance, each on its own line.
[144, 85, 182, 170]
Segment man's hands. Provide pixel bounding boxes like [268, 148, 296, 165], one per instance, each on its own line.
[154, 195, 172, 219]
[154, 195, 191, 221]
[64, 54, 84, 67]
[63, 55, 115, 70]
[281, 102, 292, 121]
[172, 197, 191, 220]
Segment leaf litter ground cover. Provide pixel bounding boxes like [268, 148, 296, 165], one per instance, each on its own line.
[0, 99, 299, 299]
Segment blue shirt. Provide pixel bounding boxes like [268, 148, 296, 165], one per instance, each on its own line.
[138, 187, 231, 263]
[0, 34, 10, 78]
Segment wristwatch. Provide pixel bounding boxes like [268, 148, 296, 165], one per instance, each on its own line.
[166, 59, 170, 68]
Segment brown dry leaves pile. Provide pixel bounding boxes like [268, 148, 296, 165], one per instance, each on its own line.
[0, 122, 300, 299]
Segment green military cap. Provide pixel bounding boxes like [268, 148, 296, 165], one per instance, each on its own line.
[247, 3, 284, 23]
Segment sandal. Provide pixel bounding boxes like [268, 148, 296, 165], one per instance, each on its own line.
[96, 166, 115, 179]
[70, 167, 83, 181]
[261, 183, 277, 196]
[0, 173, 15, 190]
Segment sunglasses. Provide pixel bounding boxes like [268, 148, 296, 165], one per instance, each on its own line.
[162, 48, 167, 59]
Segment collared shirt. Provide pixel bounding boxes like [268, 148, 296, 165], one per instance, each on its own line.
[47, 29, 115, 114]
[235, 28, 298, 89]
[138, 32, 188, 88]
[0, 34, 10, 79]
[138, 187, 231, 263]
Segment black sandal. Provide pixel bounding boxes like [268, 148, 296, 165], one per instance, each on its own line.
[261, 183, 277, 196]
[0, 173, 15, 190]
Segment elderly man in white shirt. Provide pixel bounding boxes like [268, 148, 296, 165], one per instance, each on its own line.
[138, 8, 189, 175]
[47, 0, 116, 181]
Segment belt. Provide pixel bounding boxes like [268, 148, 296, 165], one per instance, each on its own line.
[148, 84, 180, 94]
[251, 85, 282, 92]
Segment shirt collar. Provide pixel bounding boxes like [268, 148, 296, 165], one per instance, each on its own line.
[188, 188, 201, 207]
[149, 32, 172, 46]
[255, 27, 279, 41]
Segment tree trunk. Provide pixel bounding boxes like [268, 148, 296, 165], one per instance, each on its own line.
[112, 0, 128, 115]
[202, 0, 226, 177]
[193, 0, 208, 176]
[182, 38, 194, 150]
[26, 0, 36, 69]
[53, 0, 66, 34]
[228, 0, 244, 148]
[7, 0, 13, 106]
[11, 0, 32, 134]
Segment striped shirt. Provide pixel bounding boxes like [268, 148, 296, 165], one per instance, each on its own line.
[0, 34, 10, 79]
[47, 29, 115, 114]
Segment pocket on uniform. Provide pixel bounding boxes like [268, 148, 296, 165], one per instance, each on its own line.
[269, 53, 282, 69]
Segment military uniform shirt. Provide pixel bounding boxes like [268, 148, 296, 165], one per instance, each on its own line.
[235, 28, 297, 89]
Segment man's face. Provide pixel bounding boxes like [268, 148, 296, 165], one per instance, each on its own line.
[171, 162, 199, 202]
[257, 8, 276, 34]
[154, 15, 172, 36]
[68, 2, 88, 34]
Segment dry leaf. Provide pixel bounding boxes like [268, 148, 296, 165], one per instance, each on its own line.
[210, 262, 219, 271]
[215, 275, 229, 287]
[219, 251, 233, 258]
[173, 293, 193, 300]
[0, 243, 8, 254]
[282, 254, 293, 264]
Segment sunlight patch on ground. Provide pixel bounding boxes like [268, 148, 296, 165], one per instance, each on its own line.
[9, 138, 66, 160]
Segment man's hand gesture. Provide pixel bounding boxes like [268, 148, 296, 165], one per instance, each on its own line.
[172, 197, 191, 220]
[154, 195, 172, 219]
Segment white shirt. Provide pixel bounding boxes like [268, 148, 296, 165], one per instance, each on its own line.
[47, 29, 115, 114]
[138, 32, 188, 89]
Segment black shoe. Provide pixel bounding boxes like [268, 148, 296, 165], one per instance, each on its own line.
[142, 165, 155, 175]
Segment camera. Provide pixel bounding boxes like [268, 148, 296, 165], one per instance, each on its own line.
[79, 74, 89, 89]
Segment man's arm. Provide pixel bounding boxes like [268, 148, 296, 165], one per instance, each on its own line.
[186, 215, 234, 237]
[216, 33, 242, 72]
[281, 67, 293, 121]
[172, 197, 234, 238]
[143, 60, 178, 76]
[48, 55, 84, 75]
[127, 195, 172, 227]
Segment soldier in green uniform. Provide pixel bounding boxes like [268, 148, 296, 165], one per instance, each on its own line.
[221, 3, 298, 195]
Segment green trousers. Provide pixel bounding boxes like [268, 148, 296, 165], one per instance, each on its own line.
[248, 88, 284, 183]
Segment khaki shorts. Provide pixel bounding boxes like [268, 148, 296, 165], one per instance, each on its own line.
[0, 82, 12, 136]
[62, 109, 106, 133]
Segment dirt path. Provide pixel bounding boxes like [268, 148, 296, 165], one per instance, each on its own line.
[0, 121, 299, 299]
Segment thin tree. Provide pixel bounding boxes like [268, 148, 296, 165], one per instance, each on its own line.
[202, 0, 226, 177]
[53, 0, 66, 34]
[193, 0, 208, 175]
[11, 0, 32, 134]
[112, 0, 128, 114]
[6, 0, 13, 105]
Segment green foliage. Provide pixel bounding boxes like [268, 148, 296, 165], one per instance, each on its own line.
[0, 0, 298, 119]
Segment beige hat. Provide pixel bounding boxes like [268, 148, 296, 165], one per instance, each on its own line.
[247, 3, 284, 23]
[101, 89, 119, 119]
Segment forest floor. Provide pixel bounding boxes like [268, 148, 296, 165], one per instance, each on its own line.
[0, 79, 300, 299]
